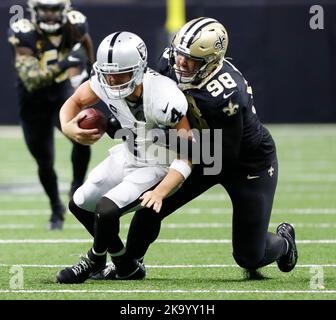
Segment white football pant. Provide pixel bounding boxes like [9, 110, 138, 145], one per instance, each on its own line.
[73, 144, 169, 213]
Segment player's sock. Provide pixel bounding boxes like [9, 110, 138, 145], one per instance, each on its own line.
[87, 247, 107, 261]
[69, 199, 95, 236]
[126, 208, 162, 259]
[71, 142, 90, 191]
[93, 197, 124, 254]
[38, 165, 60, 205]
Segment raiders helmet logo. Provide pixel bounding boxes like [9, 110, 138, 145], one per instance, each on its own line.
[137, 42, 147, 61]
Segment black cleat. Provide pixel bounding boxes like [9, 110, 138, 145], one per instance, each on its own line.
[48, 203, 66, 231]
[276, 223, 298, 272]
[56, 255, 106, 284]
[243, 268, 266, 280]
[91, 258, 146, 280]
[48, 219, 64, 231]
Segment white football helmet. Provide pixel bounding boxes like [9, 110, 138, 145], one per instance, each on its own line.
[93, 32, 148, 100]
[170, 17, 228, 84]
[27, 0, 71, 33]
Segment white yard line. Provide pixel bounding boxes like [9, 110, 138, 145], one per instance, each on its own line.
[0, 239, 335, 244]
[0, 289, 335, 294]
[1, 222, 336, 229]
[0, 263, 335, 268]
[1, 208, 336, 216]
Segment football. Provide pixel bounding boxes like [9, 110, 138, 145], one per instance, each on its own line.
[78, 108, 108, 134]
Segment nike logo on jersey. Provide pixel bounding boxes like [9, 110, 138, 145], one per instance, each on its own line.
[68, 56, 80, 62]
[247, 174, 260, 180]
[223, 91, 235, 99]
[162, 102, 169, 113]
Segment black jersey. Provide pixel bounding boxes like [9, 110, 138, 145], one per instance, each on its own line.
[8, 10, 88, 99]
[158, 49, 276, 172]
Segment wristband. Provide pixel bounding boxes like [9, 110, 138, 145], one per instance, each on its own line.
[169, 159, 192, 180]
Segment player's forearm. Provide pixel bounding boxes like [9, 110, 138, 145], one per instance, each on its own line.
[60, 96, 82, 128]
[153, 169, 185, 199]
[154, 158, 192, 198]
[60, 81, 100, 130]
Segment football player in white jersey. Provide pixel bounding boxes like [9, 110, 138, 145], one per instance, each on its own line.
[56, 32, 192, 283]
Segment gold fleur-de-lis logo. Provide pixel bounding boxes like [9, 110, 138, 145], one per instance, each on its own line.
[214, 35, 226, 50]
[268, 166, 274, 177]
[223, 100, 239, 116]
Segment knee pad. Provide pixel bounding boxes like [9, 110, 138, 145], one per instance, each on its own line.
[95, 197, 121, 221]
[73, 186, 86, 207]
[73, 176, 105, 212]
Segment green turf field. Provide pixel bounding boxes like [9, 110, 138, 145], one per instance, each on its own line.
[0, 124, 335, 300]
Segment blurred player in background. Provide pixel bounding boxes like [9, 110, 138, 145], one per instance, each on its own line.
[55, 32, 192, 283]
[8, 0, 94, 230]
[97, 17, 298, 280]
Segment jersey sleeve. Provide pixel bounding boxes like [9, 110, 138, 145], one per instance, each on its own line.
[8, 19, 36, 50]
[66, 10, 89, 39]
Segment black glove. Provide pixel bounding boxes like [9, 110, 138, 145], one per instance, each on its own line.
[106, 114, 122, 139]
[58, 43, 86, 72]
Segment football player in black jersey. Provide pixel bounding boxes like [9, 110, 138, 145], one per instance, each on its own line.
[95, 17, 298, 280]
[8, 0, 94, 230]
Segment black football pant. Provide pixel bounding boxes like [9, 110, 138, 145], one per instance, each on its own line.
[126, 159, 287, 269]
[20, 94, 90, 214]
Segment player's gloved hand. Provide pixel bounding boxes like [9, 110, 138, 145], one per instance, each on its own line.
[58, 43, 85, 72]
[106, 114, 122, 139]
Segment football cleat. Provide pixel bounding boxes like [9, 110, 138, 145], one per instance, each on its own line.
[48, 219, 64, 231]
[276, 223, 298, 272]
[243, 268, 265, 280]
[56, 255, 106, 284]
[91, 258, 146, 280]
[48, 202, 66, 231]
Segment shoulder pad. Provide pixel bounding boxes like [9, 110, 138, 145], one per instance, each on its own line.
[10, 19, 35, 34]
[66, 10, 88, 38]
[161, 48, 170, 60]
[8, 19, 36, 48]
[67, 10, 87, 25]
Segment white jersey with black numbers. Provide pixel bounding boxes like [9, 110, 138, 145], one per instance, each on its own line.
[89, 68, 188, 167]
